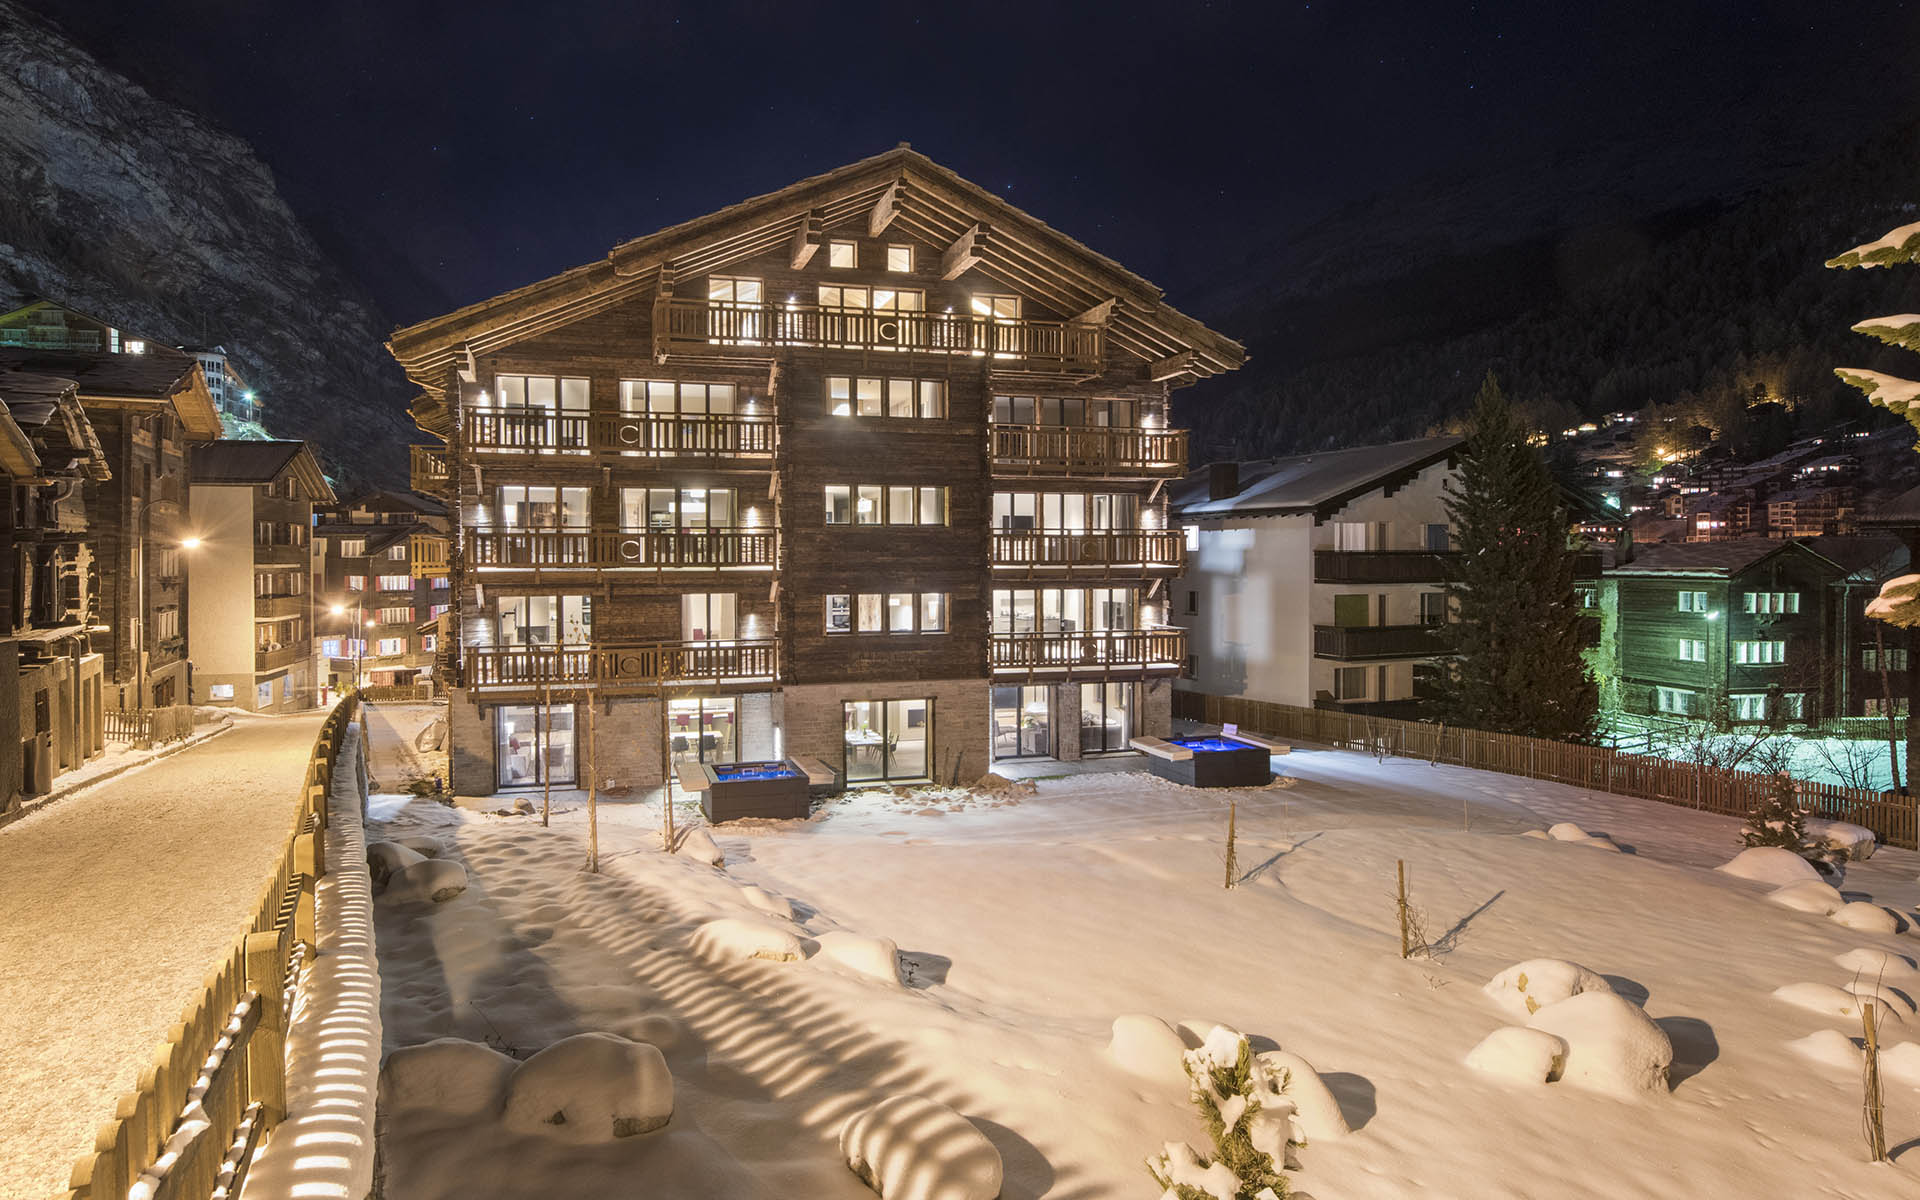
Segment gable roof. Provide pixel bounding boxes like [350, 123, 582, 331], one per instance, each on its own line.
[0, 371, 111, 482]
[388, 145, 1246, 408]
[0, 347, 223, 438]
[189, 439, 336, 502]
[1609, 538, 1846, 577]
[1170, 436, 1463, 520]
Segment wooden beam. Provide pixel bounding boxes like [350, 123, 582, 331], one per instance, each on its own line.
[868, 180, 899, 236]
[1148, 350, 1196, 381]
[1071, 298, 1117, 326]
[941, 224, 987, 281]
[789, 212, 822, 269]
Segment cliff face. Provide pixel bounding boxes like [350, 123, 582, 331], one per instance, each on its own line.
[0, 0, 412, 489]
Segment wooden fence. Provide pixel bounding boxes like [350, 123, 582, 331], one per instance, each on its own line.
[361, 682, 434, 702]
[1173, 692, 1920, 851]
[53, 695, 360, 1200]
[104, 705, 199, 747]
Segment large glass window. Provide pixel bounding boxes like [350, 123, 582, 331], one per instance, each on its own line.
[620, 487, 737, 531]
[844, 698, 932, 783]
[496, 595, 593, 646]
[992, 685, 1051, 760]
[668, 697, 737, 769]
[992, 394, 1136, 427]
[487, 375, 589, 448]
[992, 588, 1136, 634]
[496, 703, 576, 789]
[827, 376, 946, 419]
[1080, 683, 1132, 753]
[824, 484, 946, 526]
[708, 277, 763, 344]
[619, 380, 738, 415]
[682, 593, 737, 642]
[496, 486, 590, 529]
[993, 492, 1138, 531]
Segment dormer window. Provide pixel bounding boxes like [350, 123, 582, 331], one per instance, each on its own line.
[828, 240, 857, 269]
[886, 244, 913, 273]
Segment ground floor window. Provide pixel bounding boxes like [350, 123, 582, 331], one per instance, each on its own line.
[497, 703, 576, 788]
[844, 698, 932, 782]
[1081, 682, 1133, 753]
[669, 697, 737, 767]
[992, 685, 1051, 759]
[1654, 686, 1696, 716]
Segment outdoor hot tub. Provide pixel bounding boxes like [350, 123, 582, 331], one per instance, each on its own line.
[698, 759, 812, 821]
[1133, 734, 1276, 788]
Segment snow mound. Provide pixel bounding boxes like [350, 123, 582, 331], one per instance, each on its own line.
[1836, 948, 1919, 978]
[1146, 1142, 1242, 1200]
[814, 930, 903, 986]
[1885, 1042, 1920, 1087]
[1547, 822, 1590, 842]
[1519, 829, 1554, 840]
[1772, 982, 1909, 1026]
[737, 884, 793, 920]
[1845, 980, 1917, 1017]
[1484, 959, 1614, 1019]
[383, 857, 469, 904]
[1575, 834, 1623, 852]
[501, 1033, 673, 1142]
[366, 840, 427, 889]
[1718, 847, 1823, 887]
[1256, 1048, 1351, 1141]
[380, 1038, 517, 1119]
[393, 836, 448, 858]
[676, 826, 724, 866]
[1107, 1014, 1189, 1084]
[690, 917, 805, 963]
[1525, 992, 1673, 1097]
[1788, 1029, 1862, 1070]
[839, 1094, 1003, 1200]
[1465, 1026, 1568, 1084]
[1831, 901, 1901, 935]
[1805, 818, 1876, 861]
[1768, 880, 1845, 916]
[414, 716, 448, 752]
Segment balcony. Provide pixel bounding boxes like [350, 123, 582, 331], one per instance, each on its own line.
[410, 534, 449, 577]
[990, 425, 1187, 478]
[462, 410, 776, 461]
[256, 643, 307, 672]
[467, 527, 776, 571]
[654, 298, 1104, 374]
[1312, 623, 1451, 661]
[464, 639, 778, 693]
[992, 529, 1185, 574]
[1312, 550, 1458, 584]
[990, 626, 1186, 677]
[410, 445, 449, 497]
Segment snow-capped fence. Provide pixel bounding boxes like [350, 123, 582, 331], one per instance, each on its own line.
[103, 705, 198, 747]
[50, 695, 362, 1200]
[1174, 693, 1920, 850]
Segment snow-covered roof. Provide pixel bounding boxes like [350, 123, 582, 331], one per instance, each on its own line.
[1170, 435, 1462, 520]
[1827, 221, 1920, 269]
[1609, 538, 1844, 578]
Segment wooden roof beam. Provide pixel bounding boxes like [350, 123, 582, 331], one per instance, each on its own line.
[868, 180, 900, 236]
[790, 213, 822, 269]
[1071, 298, 1117, 326]
[941, 224, 988, 281]
[1148, 350, 1196, 381]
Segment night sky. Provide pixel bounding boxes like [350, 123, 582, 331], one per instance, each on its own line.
[30, 0, 1920, 326]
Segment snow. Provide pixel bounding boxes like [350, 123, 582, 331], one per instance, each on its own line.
[367, 839, 426, 888]
[737, 883, 794, 919]
[1772, 982, 1907, 1026]
[1546, 822, 1588, 841]
[1483, 959, 1614, 1019]
[812, 930, 904, 986]
[1885, 1041, 1920, 1087]
[1108, 1014, 1191, 1084]
[1836, 947, 1918, 979]
[1147, 1141, 1244, 1200]
[1786, 1028, 1861, 1070]
[1868, 572, 1920, 624]
[501, 1033, 674, 1142]
[1766, 880, 1844, 915]
[675, 825, 725, 866]
[839, 1095, 1003, 1200]
[689, 916, 806, 962]
[1804, 818, 1876, 861]
[1717, 847, 1823, 887]
[1828, 220, 1920, 268]
[1525, 992, 1674, 1098]
[1257, 1048, 1350, 1141]
[1829, 901, 1901, 934]
[381, 856, 469, 904]
[1466, 1026, 1568, 1084]
[381, 1038, 519, 1119]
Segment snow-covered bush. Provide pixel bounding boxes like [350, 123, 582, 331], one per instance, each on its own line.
[813, 930, 903, 986]
[1740, 774, 1836, 876]
[383, 858, 469, 904]
[1767, 880, 1844, 916]
[839, 1094, 1003, 1200]
[1254, 1050, 1349, 1142]
[690, 917, 806, 962]
[1836, 948, 1917, 978]
[1831, 901, 1901, 935]
[1146, 1026, 1290, 1199]
[1717, 847, 1824, 887]
[1484, 959, 1614, 1019]
[1466, 1026, 1568, 1084]
[366, 840, 426, 889]
[380, 1038, 517, 1119]
[1805, 818, 1877, 862]
[1108, 1014, 1190, 1084]
[1772, 981, 1908, 1026]
[1525, 992, 1673, 1098]
[737, 883, 793, 919]
[501, 1032, 673, 1142]
[674, 826, 725, 866]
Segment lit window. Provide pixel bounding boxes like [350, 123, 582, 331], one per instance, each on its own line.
[920, 592, 946, 632]
[1734, 640, 1787, 665]
[857, 593, 884, 632]
[826, 594, 852, 633]
[828, 241, 857, 268]
[886, 244, 913, 272]
[888, 593, 915, 632]
[1676, 591, 1708, 613]
[1677, 639, 1706, 663]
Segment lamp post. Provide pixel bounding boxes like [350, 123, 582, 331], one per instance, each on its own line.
[133, 493, 198, 711]
[328, 601, 374, 693]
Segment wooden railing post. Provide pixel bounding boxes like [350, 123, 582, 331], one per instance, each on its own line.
[243, 930, 289, 1129]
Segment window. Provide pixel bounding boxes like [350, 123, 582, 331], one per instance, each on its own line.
[488, 375, 591, 447]
[497, 595, 594, 645]
[681, 593, 736, 642]
[1866, 697, 1910, 717]
[920, 592, 945, 633]
[991, 587, 1137, 634]
[1742, 591, 1801, 615]
[1734, 640, 1787, 665]
[826, 376, 946, 419]
[837, 591, 953, 634]
[345, 575, 366, 592]
[377, 638, 406, 656]
[618, 380, 738, 415]
[1864, 647, 1910, 672]
[388, 545, 408, 560]
[888, 593, 915, 632]
[827, 240, 857, 268]
[1420, 592, 1448, 625]
[377, 606, 413, 625]
[422, 634, 438, 653]
[321, 638, 342, 658]
[708, 276, 762, 303]
[497, 485, 591, 529]
[707, 277, 764, 343]
[992, 395, 1137, 427]
[857, 593, 883, 632]
[993, 492, 1138, 531]
[430, 576, 450, 591]
[844, 698, 932, 782]
[972, 293, 1021, 320]
[339, 539, 365, 557]
[1677, 638, 1706, 663]
[825, 486, 852, 524]
[886, 244, 913, 272]
[1334, 666, 1368, 701]
[1677, 591, 1708, 613]
[1425, 523, 1451, 552]
[826, 594, 852, 633]
[1184, 525, 1199, 551]
[1654, 686, 1696, 715]
[1730, 693, 1766, 722]
[1781, 693, 1805, 719]
[1574, 585, 1598, 610]
[824, 484, 946, 525]
[377, 574, 411, 591]
[1185, 590, 1199, 616]
[620, 487, 737, 531]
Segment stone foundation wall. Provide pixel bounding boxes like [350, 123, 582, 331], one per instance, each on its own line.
[781, 677, 991, 785]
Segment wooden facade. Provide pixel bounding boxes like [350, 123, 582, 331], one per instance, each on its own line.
[390, 147, 1242, 793]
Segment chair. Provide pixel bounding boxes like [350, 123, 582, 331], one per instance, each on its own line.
[993, 721, 1018, 755]
[671, 735, 688, 753]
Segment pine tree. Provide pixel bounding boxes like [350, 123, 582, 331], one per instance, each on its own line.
[1147, 1030, 1290, 1200]
[1438, 372, 1597, 740]
[1740, 770, 1834, 875]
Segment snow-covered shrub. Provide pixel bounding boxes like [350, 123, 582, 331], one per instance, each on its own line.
[1254, 1050, 1349, 1142]
[1739, 774, 1836, 876]
[1831, 901, 1901, 935]
[383, 857, 469, 904]
[1466, 1026, 1568, 1084]
[675, 826, 725, 866]
[1546, 822, 1590, 842]
[1788, 1028, 1863, 1070]
[1772, 982, 1908, 1026]
[737, 883, 793, 919]
[1717, 846, 1824, 887]
[1146, 1026, 1290, 1199]
[1884, 1041, 1920, 1087]
[379, 1037, 517, 1119]
[1836, 948, 1918, 978]
[1805, 818, 1877, 862]
[1767, 880, 1845, 915]
[1484, 959, 1614, 1019]
[366, 840, 426, 889]
[501, 1032, 673, 1142]
[839, 1094, 1003, 1200]
[1525, 992, 1673, 1098]
[690, 917, 806, 962]
[1108, 1014, 1190, 1084]
[813, 931, 903, 986]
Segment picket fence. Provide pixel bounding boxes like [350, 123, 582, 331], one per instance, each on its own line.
[103, 706, 199, 747]
[52, 695, 360, 1200]
[1173, 692, 1920, 851]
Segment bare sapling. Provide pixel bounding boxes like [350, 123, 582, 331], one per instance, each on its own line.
[1863, 992, 1889, 1163]
[1224, 800, 1238, 890]
[587, 696, 600, 874]
[1397, 859, 1411, 958]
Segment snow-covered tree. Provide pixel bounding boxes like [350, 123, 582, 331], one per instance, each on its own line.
[1437, 372, 1596, 739]
[1147, 1028, 1290, 1200]
[1740, 771, 1834, 876]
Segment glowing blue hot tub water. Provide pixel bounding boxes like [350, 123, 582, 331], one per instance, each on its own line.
[1148, 736, 1273, 787]
[702, 759, 812, 820]
[711, 762, 804, 783]
[1169, 737, 1251, 753]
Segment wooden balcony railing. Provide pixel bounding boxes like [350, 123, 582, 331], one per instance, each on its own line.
[255, 643, 308, 671]
[1312, 623, 1451, 661]
[410, 534, 449, 577]
[990, 424, 1187, 478]
[410, 444, 449, 496]
[462, 409, 776, 459]
[465, 639, 778, 691]
[992, 529, 1186, 572]
[1312, 550, 1458, 584]
[467, 527, 776, 570]
[990, 626, 1187, 675]
[655, 298, 1104, 373]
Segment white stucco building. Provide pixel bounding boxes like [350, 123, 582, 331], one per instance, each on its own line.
[1170, 436, 1462, 716]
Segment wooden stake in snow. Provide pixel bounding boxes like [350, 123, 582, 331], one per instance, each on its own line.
[1397, 859, 1411, 958]
[540, 682, 551, 828]
[1223, 800, 1237, 889]
[587, 696, 600, 874]
[1863, 999, 1889, 1162]
[660, 690, 675, 851]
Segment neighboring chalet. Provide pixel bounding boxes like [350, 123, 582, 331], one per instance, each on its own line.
[312, 491, 450, 695]
[187, 441, 335, 711]
[183, 346, 261, 427]
[0, 341, 222, 709]
[1171, 437, 1462, 718]
[390, 146, 1243, 794]
[0, 372, 111, 804]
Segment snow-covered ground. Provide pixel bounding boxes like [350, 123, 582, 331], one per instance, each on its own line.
[365, 730, 1920, 1199]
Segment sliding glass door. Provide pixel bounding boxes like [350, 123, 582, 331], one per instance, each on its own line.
[844, 698, 933, 782]
[496, 703, 576, 789]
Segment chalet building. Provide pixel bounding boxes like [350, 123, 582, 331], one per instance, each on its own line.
[182, 346, 261, 427]
[187, 441, 335, 711]
[1170, 437, 1462, 719]
[0, 342, 222, 710]
[389, 146, 1242, 794]
[312, 491, 450, 694]
[1814, 536, 1910, 719]
[0, 372, 112, 804]
[0, 299, 160, 356]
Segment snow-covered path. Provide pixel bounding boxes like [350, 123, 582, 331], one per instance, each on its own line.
[0, 710, 327, 1200]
